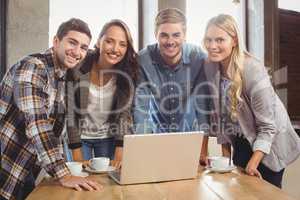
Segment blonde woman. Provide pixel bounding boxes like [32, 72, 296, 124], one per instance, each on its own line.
[201, 14, 300, 188]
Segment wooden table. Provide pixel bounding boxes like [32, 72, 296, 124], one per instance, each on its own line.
[26, 167, 298, 200]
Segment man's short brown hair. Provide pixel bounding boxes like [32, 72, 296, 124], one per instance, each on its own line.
[56, 18, 92, 40]
[155, 8, 186, 34]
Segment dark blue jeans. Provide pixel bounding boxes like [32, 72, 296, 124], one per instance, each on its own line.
[81, 138, 115, 160]
[232, 136, 285, 188]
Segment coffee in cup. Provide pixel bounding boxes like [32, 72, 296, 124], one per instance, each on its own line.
[66, 162, 82, 175]
[90, 157, 110, 171]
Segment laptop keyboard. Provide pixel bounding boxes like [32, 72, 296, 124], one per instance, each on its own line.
[110, 170, 121, 181]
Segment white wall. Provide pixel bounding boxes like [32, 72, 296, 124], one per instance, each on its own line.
[247, 0, 265, 61]
[186, 0, 243, 48]
[49, 0, 138, 51]
[279, 0, 300, 12]
[141, 0, 158, 47]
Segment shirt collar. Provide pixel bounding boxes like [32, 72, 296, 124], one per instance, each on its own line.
[149, 43, 191, 66]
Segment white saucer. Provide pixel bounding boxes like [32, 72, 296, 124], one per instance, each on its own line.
[72, 172, 89, 177]
[84, 166, 116, 174]
[205, 165, 237, 173]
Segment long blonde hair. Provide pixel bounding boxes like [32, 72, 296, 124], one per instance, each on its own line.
[204, 14, 246, 120]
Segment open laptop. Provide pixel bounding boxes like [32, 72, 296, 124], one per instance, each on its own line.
[108, 131, 204, 185]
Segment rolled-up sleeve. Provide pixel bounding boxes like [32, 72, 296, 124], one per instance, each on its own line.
[250, 83, 276, 154]
[246, 61, 276, 154]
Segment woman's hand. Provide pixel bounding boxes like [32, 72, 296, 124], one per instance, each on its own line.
[111, 147, 123, 169]
[71, 148, 91, 168]
[199, 153, 209, 166]
[200, 136, 209, 166]
[59, 175, 103, 191]
[82, 160, 91, 169]
[245, 150, 264, 179]
[72, 148, 84, 161]
[221, 143, 231, 158]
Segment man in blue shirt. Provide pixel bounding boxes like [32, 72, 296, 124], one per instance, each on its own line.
[134, 8, 211, 133]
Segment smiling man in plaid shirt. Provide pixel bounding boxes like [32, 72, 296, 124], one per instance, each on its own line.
[0, 18, 102, 200]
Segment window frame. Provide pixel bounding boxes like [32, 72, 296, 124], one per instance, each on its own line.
[0, 0, 6, 80]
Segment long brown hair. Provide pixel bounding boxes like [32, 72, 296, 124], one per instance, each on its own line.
[86, 19, 139, 113]
[95, 19, 139, 85]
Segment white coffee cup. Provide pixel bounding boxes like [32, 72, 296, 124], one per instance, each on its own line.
[207, 156, 230, 169]
[66, 162, 82, 175]
[90, 157, 110, 171]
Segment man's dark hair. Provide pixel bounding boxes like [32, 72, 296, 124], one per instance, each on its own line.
[56, 18, 92, 40]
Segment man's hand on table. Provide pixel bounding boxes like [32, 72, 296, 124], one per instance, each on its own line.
[199, 136, 209, 166]
[59, 175, 103, 191]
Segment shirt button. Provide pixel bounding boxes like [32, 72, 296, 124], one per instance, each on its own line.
[171, 99, 175, 103]
[172, 117, 175, 121]
[170, 87, 174, 91]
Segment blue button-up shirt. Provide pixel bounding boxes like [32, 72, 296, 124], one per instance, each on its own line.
[133, 43, 212, 133]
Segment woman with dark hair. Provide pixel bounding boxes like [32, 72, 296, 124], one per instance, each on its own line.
[66, 19, 139, 168]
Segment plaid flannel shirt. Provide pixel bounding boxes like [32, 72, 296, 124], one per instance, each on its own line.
[0, 48, 70, 200]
